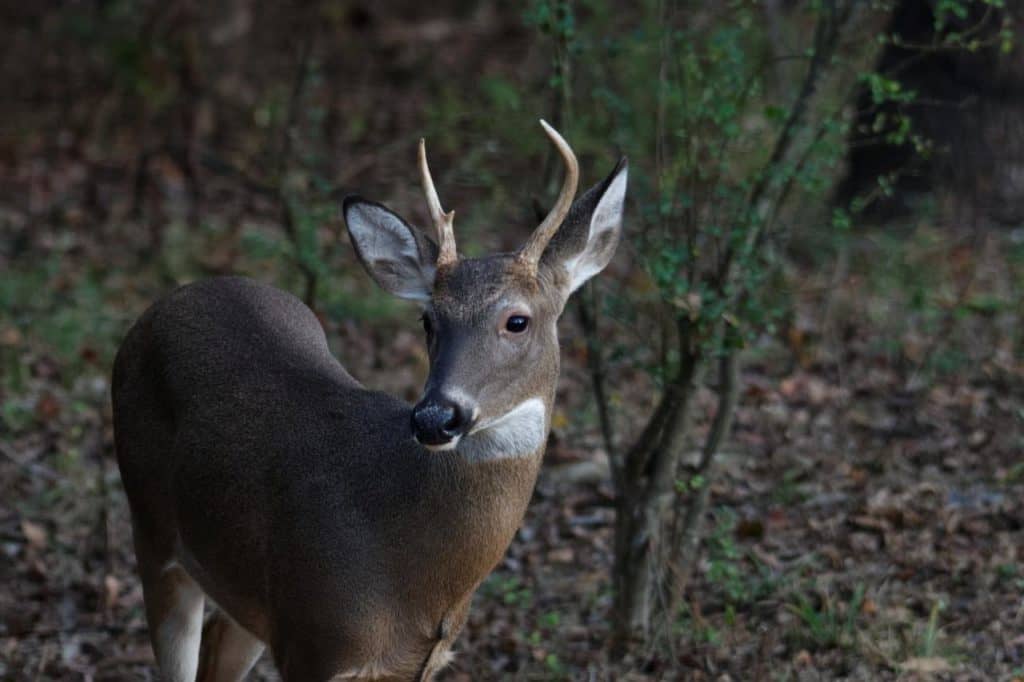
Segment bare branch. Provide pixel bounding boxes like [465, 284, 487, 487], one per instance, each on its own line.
[667, 348, 741, 610]
[576, 284, 620, 488]
[717, 0, 844, 286]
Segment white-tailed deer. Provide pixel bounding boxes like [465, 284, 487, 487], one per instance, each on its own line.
[112, 121, 627, 681]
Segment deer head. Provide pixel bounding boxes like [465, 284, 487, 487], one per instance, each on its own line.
[343, 121, 627, 458]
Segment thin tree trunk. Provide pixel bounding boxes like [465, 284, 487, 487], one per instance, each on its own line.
[666, 349, 741, 614]
[613, 317, 708, 644]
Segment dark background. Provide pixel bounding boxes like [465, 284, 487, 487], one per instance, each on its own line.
[1, 1, 1022, 679]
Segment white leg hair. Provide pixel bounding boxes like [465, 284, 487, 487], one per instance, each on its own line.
[198, 610, 266, 681]
[138, 561, 205, 682]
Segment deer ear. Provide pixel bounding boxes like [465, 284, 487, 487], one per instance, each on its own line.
[343, 197, 438, 302]
[540, 158, 627, 294]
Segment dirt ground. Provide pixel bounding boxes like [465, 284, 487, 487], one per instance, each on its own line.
[2, 218, 1022, 680]
[1, 3, 1023, 680]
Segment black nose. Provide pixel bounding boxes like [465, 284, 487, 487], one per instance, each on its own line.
[412, 395, 471, 446]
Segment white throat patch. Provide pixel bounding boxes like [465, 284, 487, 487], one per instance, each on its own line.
[458, 398, 547, 461]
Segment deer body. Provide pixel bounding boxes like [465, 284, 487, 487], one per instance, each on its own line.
[113, 122, 627, 681]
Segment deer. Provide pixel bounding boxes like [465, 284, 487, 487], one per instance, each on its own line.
[111, 120, 627, 681]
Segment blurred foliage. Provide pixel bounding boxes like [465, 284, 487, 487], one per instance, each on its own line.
[515, 0, 1021, 645]
[1, 2, 1023, 676]
[2, 0, 1017, 539]
[0, 0, 1017, 467]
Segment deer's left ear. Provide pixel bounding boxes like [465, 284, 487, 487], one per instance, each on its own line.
[343, 196, 439, 302]
[540, 158, 627, 294]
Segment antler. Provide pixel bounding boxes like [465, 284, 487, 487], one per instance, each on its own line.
[418, 138, 457, 267]
[517, 120, 580, 272]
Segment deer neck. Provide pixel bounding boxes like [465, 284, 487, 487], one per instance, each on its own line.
[410, 446, 543, 593]
[404, 392, 553, 584]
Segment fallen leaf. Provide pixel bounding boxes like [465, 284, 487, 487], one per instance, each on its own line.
[0, 326, 22, 346]
[104, 574, 122, 610]
[900, 657, 951, 673]
[21, 519, 48, 550]
[34, 392, 61, 421]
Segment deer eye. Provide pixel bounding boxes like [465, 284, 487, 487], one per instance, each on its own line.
[505, 315, 530, 333]
[421, 314, 433, 336]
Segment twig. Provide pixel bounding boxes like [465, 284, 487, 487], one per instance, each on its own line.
[642, 316, 714, 504]
[33, 643, 52, 682]
[621, 318, 699, 488]
[277, 36, 315, 202]
[277, 36, 319, 305]
[576, 285, 619, 488]
[666, 348, 741, 610]
[197, 149, 279, 199]
[718, 0, 843, 286]
[886, 5, 1000, 53]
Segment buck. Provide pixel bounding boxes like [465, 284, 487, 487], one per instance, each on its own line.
[112, 121, 627, 681]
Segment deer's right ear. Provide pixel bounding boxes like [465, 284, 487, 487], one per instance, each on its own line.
[343, 197, 438, 302]
[539, 158, 627, 295]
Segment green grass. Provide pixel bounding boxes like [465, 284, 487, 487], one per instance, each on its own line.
[785, 584, 866, 651]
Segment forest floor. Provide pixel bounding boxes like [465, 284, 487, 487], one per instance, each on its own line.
[2, 141, 1024, 682]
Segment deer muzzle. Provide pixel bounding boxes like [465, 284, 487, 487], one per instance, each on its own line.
[411, 390, 477, 450]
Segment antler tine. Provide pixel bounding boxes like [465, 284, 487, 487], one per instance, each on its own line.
[418, 138, 457, 267]
[518, 119, 580, 271]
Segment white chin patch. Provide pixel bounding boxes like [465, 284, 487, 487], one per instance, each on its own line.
[458, 398, 547, 461]
[421, 438, 460, 452]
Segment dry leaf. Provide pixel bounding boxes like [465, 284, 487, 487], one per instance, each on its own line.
[34, 393, 61, 421]
[900, 657, 951, 674]
[0, 326, 23, 346]
[105, 574, 122, 610]
[21, 519, 48, 550]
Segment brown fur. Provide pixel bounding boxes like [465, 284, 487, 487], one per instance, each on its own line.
[112, 156, 626, 681]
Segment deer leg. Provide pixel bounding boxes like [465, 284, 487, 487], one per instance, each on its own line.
[197, 610, 265, 681]
[137, 553, 205, 682]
